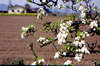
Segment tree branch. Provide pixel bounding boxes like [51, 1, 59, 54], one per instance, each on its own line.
[31, 0, 58, 13]
[32, 0, 42, 6]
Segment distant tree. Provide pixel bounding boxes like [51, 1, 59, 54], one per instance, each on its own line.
[25, 4, 32, 13]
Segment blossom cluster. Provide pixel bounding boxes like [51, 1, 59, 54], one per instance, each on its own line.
[57, 21, 73, 45]
[73, 41, 90, 62]
[37, 37, 50, 46]
[21, 25, 35, 40]
[31, 58, 45, 65]
[54, 51, 72, 65]
[54, 51, 66, 59]
[64, 60, 72, 65]
[73, 31, 90, 62]
[37, 8, 46, 19]
[77, 31, 89, 39]
[79, 5, 86, 18]
[78, 4, 89, 24]
[89, 20, 98, 31]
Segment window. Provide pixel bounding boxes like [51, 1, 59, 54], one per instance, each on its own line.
[17, 10, 20, 12]
[12, 9, 14, 12]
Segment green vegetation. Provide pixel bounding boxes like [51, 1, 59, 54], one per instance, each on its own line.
[0, 13, 37, 16]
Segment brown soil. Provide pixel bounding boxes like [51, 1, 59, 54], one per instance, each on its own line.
[0, 16, 100, 65]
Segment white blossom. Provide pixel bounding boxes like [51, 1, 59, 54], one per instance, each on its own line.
[79, 5, 84, 11]
[80, 40, 86, 45]
[31, 61, 37, 65]
[81, 46, 90, 54]
[84, 32, 89, 37]
[38, 58, 45, 63]
[64, 60, 72, 65]
[78, 42, 83, 47]
[31, 58, 45, 65]
[57, 30, 68, 45]
[60, 23, 63, 27]
[73, 41, 79, 47]
[37, 37, 45, 42]
[42, 0, 46, 3]
[62, 33, 68, 38]
[42, 39, 50, 44]
[54, 52, 60, 59]
[58, 39, 63, 45]
[57, 34, 67, 45]
[76, 46, 90, 54]
[60, 26, 67, 31]
[73, 40, 86, 47]
[78, 5, 87, 20]
[21, 26, 28, 32]
[76, 49, 81, 52]
[90, 20, 98, 28]
[37, 13, 42, 19]
[79, 31, 89, 38]
[43, 41, 46, 45]
[66, 21, 73, 26]
[38, 8, 46, 15]
[63, 52, 66, 56]
[82, 19, 86, 24]
[57, 21, 71, 45]
[21, 32, 27, 40]
[80, 12, 86, 19]
[45, 39, 50, 43]
[57, 37, 66, 45]
[62, 23, 66, 26]
[93, 28, 96, 31]
[62, 38, 66, 43]
[79, 40, 86, 47]
[74, 54, 83, 62]
[57, 32, 62, 38]
[75, 36, 81, 41]
[37, 37, 50, 45]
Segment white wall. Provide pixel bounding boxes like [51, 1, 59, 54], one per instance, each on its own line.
[8, 7, 26, 14]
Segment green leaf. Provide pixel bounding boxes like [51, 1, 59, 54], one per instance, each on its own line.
[96, 28, 100, 31]
[67, 14, 75, 20]
[59, 4, 63, 9]
[28, 25, 35, 31]
[64, 45, 68, 50]
[48, 37, 55, 42]
[77, 31, 81, 36]
[53, 21, 60, 28]
[37, 13, 43, 20]
[27, 0, 31, 2]
[78, 0, 81, 3]
[70, 64, 74, 66]
[46, 28, 50, 31]
[42, 21, 51, 26]
[48, 64, 55, 66]
[60, 49, 64, 53]
[37, 57, 43, 61]
[71, 28, 75, 31]
[49, 26, 54, 30]
[66, 5, 70, 9]
[29, 43, 33, 47]
[71, 43, 75, 47]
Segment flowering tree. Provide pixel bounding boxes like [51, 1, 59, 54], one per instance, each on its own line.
[21, 0, 100, 65]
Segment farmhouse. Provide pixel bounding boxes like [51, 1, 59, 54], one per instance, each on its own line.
[8, 5, 26, 14]
[8, 0, 26, 14]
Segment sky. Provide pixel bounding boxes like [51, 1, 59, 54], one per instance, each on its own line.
[0, 0, 100, 13]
